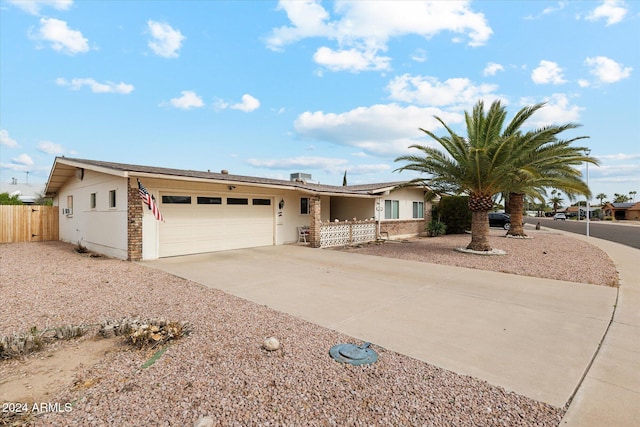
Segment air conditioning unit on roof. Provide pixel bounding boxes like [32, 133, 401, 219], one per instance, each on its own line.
[290, 172, 312, 182]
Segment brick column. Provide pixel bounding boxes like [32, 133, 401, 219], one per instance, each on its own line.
[309, 195, 322, 248]
[127, 178, 143, 261]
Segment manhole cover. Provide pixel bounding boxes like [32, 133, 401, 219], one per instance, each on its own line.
[329, 342, 378, 365]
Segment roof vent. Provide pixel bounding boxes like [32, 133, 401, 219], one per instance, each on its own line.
[329, 342, 378, 365]
[221, 169, 229, 174]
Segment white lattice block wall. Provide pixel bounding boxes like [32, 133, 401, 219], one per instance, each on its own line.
[319, 222, 376, 248]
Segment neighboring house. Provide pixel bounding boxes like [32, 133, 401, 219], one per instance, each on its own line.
[602, 202, 640, 220]
[563, 205, 601, 218]
[45, 157, 431, 260]
[0, 180, 45, 204]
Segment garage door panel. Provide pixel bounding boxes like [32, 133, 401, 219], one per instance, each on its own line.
[159, 196, 274, 257]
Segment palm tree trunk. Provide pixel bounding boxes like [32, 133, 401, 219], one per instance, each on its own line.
[467, 210, 492, 251]
[506, 192, 526, 237]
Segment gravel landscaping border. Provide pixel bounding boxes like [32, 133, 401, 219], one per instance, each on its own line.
[0, 232, 613, 426]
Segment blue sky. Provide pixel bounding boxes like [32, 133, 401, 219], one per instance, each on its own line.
[1, 0, 638, 202]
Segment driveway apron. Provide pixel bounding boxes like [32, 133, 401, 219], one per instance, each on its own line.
[143, 244, 616, 409]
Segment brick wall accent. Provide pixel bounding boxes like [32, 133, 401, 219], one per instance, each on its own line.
[127, 178, 143, 261]
[309, 195, 322, 248]
[379, 219, 426, 238]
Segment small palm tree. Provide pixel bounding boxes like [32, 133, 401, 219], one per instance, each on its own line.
[548, 195, 564, 213]
[596, 193, 608, 206]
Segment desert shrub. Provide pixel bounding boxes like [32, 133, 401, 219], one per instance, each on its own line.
[439, 196, 472, 234]
[426, 220, 447, 237]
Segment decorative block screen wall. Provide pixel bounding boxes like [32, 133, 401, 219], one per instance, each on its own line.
[319, 221, 377, 248]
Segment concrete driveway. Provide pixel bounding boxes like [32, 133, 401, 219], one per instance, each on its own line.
[143, 244, 616, 408]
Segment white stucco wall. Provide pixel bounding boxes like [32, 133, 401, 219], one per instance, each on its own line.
[380, 187, 426, 220]
[55, 170, 128, 259]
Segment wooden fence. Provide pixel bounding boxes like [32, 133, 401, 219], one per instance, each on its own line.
[0, 205, 59, 243]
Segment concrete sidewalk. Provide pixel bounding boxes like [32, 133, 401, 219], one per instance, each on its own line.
[559, 234, 640, 426]
[144, 243, 617, 410]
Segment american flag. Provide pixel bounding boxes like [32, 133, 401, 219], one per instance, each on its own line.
[138, 179, 164, 222]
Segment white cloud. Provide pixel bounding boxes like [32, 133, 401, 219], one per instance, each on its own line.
[7, 0, 73, 15]
[56, 77, 134, 94]
[37, 141, 64, 155]
[230, 94, 261, 112]
[598, 153, 640, 161]
[1, 130, 18, 148]
[246, 156, 390, 176]
[411, 49, 427, 63]
[542, 1, 567, 15]
[294, 103, 463, 157]
[483, 62, 504, 76]
[266, 1, 492, 72]
[313, 46, 391, 73]
[577, 79, 590, 88]
[162, 91, 204, 110]
[387, 74, 500, 108]
[522, 94, 584, 126]
[524, 1, 567, 20]
[585, 56, 632, 83]
[248, 156, 347, 171]
[12, 154, 34, 166]
[147, 20, 185, 58]
[531, 60, 566, 85]
[585, 0, 627, 25]
[32, 17, 89, 55]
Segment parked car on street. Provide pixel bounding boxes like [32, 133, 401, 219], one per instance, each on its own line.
[553, 213, 567, 220]
[488, 212, 511, 230]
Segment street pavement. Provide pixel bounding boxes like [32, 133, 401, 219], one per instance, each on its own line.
[524, 217, 640, 249]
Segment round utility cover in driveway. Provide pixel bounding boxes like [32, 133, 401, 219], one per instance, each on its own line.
[329, 342, 378, 365]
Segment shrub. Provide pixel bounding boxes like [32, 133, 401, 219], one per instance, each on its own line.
[426, 220, 447, 237]
[439, 196, 472, 234]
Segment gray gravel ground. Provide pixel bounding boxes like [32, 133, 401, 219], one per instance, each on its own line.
[0, 235, 609, 426]
[340, 229, 618, 287]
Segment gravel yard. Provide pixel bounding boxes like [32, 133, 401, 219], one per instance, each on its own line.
[339, 228, 619, 287]
[0, 231, 616, 426]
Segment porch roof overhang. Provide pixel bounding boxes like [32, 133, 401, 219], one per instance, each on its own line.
[44, 157, 425, 198]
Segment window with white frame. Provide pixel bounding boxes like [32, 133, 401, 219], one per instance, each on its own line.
[65, 195, 73, 215]
[300, 197, 309, 215]
[109, 190, 116, 208]
[413, 201, 424, 219]
[384, 200, 399, 219]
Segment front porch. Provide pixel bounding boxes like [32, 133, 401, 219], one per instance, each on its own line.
[304, 195, 427, 248]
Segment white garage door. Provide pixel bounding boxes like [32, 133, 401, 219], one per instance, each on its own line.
[158, 194, 274, 257]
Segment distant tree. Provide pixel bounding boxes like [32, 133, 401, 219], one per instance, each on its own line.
[34, 192, 53, 206]
[630, 191, 637, 202]
[342, 170, 347, 186]
[596, 193, 607, 206]
[548, 195, 564, 213]
[613, 193, 630, 203]
[0, 192, 23, 205]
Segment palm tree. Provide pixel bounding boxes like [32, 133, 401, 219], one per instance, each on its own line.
[395, 100, 597, 249]
[504, 138, 597, 237]
[548, 194, 564, 213]
[596, 193, 607, 206]
[613, 193, 630, 203]
[630, 191, 637, 202]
